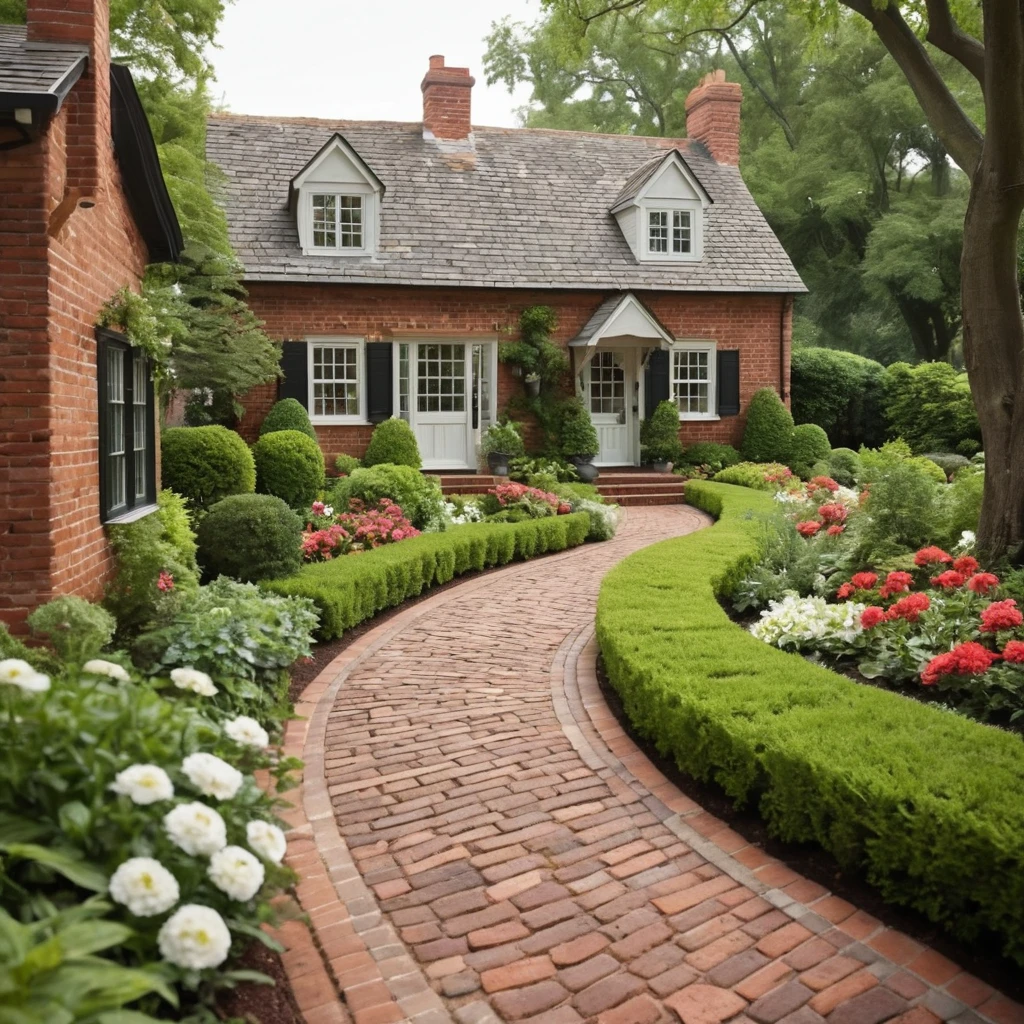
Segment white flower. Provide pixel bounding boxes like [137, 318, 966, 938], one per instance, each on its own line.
[322, 505, 334, 517]
[109, 857, 180, 917]
[164, 801, 228, 856]
[157, 904, 232, 970]
[171, 667, 218, 697]
[82, 659, 130, 682]
[0, 658, 50, 693]
[110, 764, 174, 805]
[956, 530, 976, 552]
[181, 753, 243, 800]
[208, 845, 265, 901]
[224, 715, 269, 749]
[246, 820, 287, 864]
[750, 594, 867, 654]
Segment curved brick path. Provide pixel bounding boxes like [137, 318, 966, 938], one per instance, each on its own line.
[291, 507, 1022, 1024]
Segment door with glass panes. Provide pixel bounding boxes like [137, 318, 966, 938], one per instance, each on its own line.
[588, 350, 633, 465]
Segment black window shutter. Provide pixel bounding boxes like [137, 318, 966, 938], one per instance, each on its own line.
[366, 343, 394, 424]
[718, 350, 741, 416]
[278, 340, 308, 407]
[645, 348, 670, 419]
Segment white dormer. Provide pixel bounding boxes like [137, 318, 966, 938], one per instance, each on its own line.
[291, 134, 384, 257]
[610, 151, 711, 264]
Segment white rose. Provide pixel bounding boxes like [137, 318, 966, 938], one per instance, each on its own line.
[170, 667, 218, 697]
[82, 659, 130, 682]
[109, 857, 180, 917]
[164, 801, 227, 856]
[208, 845, 265, 901]
[110, 764, 174, 805]
[0, 658, 50, 693]
[224, 716, 269, 749]
[181, 753, 243, 801]
[246, 820, 287, 865]
[323, 505, 334, 517]
[157, 904, 232, 970]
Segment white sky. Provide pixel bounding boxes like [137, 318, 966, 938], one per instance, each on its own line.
[211, 0, 540, 127]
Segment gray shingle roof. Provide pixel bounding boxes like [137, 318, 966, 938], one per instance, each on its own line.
[206, 113, 805, 294]
[0, 25, 87, 112]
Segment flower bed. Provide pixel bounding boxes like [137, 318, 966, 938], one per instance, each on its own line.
[265, 512, 590, 640]
[596, 480, 1024, 964]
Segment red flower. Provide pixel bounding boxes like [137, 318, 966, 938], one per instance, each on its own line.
[818, 502, 848, 524]
[922, 642, 998, 685]
[1002, 640, 1024, 664]
[930, 570, 966, 590]
[836, 582, 855, 599]
[827, 525, 845, 536]
[557, 502, 571, 515]
[980, 599, 1024, 633]
[953, 555, 979, 575]
[796, 520, 821, 537]
[914, 546, 952, 567]
[967, 572, 1000, 594]
[156, 571, 175, 593]
[850, 572, 878, 590]
[885, 593, 930, 623]
[878, 571, 913, 599]
[860, 606, 887, 629]
[808, 476, 840, 493]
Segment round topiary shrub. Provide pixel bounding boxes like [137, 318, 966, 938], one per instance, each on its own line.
[259, 398, 317, 442]
[741, 388, 794, 464]
[252, 429, 325, 510]
[788, 423, 831, 478]
[196, 494, 303, 582]
[827, 447, 861, 487]
[333, 453, 361, 477]
[161, 426, 256, 511]
[332, 464, 444, 530]
[362, 417, 422, 469]
[923, 453, 972, 479]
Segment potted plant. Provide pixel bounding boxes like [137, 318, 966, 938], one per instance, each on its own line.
[525, 372, 541, 398]
[481, 420, 526, 477]
[560, 398, 601, 482]
[640, 399, 683, 472]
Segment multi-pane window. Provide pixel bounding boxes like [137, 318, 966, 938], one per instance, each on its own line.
[311, 193, 363, 249]
[648, 210, 669, 254]
[417, 344, 465, 413]
[589, 351, 626, 415]
[672, 347, 713, 415]
[398, 343, 410, 421]
[672, 210, 691, 253]
[648, 209, 692, 255]
[98, 330, 155, 522]
[311, 344, 361, 417]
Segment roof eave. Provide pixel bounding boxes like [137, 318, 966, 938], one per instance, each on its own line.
[0, 53, 86, 115]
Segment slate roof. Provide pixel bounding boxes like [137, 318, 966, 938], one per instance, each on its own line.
[206, 113, 805, 294]
[0, 25, 87, 112]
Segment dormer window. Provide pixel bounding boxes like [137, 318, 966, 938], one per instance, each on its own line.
[311, 193, 364, 250]
[648, 209, 691, 256]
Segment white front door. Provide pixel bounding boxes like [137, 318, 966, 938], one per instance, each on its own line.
[413, 342, 473, 470]
[588, 350, 634, 466]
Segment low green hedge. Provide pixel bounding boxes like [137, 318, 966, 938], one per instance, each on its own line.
[597, 481, 1024, 964]
[264, 513, 589, 640]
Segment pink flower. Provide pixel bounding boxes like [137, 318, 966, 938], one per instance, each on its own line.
[156, 571, 175, 592]
[311, 501, 326, 516]
[808, 476, 839, 493]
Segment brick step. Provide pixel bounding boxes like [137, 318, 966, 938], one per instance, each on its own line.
[594, 473, 679, 485]
[596, 482, 685, 496]
[609, 492, 688, 506]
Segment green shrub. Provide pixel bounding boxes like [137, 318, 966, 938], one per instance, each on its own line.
[482, 421, 527, 459]
[362, 417, 422, 469]
[332, 465, 444, 531]
[26, 596, 115, 664]
[640, 400, 683, 464]
[882, 361, 982, 454]
[713, 462, 792, 491]
[509, 455, 575, 482]
[0, 622, 61, 676]
[265, 513, 589, 639]
[334, 453, 361, 476]
[597, 480, 1024, 964]
[923, 453, 972, 478]
[788, 423, 831, 479]
[791, 347, 887, 449]
[741, 387, 794, 463]
[105, 490, 201, 636]
[559, 397, 600, 459]
[681, 442, 741, 472]
[259, 397, 317, 441]
[197, 493, 303, 582]
[857, 456, 945, 561]
[826, 447, 861, 487]
[253, 429, 325, 510]
[160, 426, 255, 511]
[942, 467, 984, 544]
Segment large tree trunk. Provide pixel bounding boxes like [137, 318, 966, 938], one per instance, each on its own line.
[961, 172, 1024, 560]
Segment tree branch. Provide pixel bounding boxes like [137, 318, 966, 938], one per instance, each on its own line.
[923, 0, 985, 83]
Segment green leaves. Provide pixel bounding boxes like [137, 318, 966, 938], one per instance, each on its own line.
[1, 845, 108, 894]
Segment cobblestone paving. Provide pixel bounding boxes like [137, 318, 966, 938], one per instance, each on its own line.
[313, 507, 1021, 1024]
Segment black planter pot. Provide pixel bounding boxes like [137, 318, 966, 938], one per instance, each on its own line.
[487, 451, 510, 477]
[569, 456, 600, 483]
[651, 460, 673, 474]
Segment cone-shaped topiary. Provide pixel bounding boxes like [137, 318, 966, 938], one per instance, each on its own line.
[197, 494, 303, 582]
[640, 400, 683, 465]
[253, 429, 325, 510]
[559, 398, 600, 459]
[788, 423, 831, 479]
[259, 398, 317, 441]
[741, 387, 794, 463]
[362, 417, 422, 469]
[161, 426, 256, 511]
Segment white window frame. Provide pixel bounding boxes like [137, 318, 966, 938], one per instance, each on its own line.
[308, 337, 368, 425]
[640, 198, 703, 263]
[299, 187, 376, 257]
[671, 341, 718, 421]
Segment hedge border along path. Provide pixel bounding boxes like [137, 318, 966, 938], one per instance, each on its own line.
[597, 481, 1024, 968]
[264, 512, 591, 639]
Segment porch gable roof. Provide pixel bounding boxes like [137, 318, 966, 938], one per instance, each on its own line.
[570, 292, 675, 348]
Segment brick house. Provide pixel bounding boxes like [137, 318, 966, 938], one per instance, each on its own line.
[0, 0, 182, 630]
[208, 59, 803, 473]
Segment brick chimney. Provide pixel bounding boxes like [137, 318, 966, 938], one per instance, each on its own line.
[421, 55, 474, 141]
[26, 0, 109, 192]
[685, 70, 742, 166]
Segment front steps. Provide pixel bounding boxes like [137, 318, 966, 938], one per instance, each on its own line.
[431, 469, 687, 507]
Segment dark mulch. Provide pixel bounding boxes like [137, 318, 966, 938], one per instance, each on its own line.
[596, 655, 1024, 1002]
[215, 940, 303, 1024]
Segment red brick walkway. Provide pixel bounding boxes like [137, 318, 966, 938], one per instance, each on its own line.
[294, 506, 1022, 1024]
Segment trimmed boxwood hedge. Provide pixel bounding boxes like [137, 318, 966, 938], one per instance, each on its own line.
[596, 481, 1024, 964]
[264, 512, 589, 640]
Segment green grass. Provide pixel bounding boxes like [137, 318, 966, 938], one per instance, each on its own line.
[264, 513, 590, 641]
[597, 481, 1024, 964]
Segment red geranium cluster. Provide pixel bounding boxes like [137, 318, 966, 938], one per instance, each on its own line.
[302, 524, 350, 561]
[980, 599, 1024, 633]
[914, 546, 953, 567]
[808, 475, 839, 494]
[860, 593, 931, 629]
[879, 571, 913, 598]
[922, 642, 999, 685]
[967, 572, 1000, 594]
[793, 480, 851, 539]
[796, 520, 821, 537]
[931, 570, 967, 590]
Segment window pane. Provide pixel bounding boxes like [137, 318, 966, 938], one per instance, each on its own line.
[589, 351, 625, 415]
[673, 210, 691, 253]
[107, 347, 126, 511]
[312, 344, 360, 416]
[398, 344, 410, 420]
[417, 343, 465, 413]
[339, 195, 363, 248]
[648, 210, 668, 253]
[133, 355, 148, 500]
[672, 349, 711, 414]
[312, 194, 336, 248]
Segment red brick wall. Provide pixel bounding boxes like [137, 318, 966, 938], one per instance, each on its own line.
[237, 281, 792, 458]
